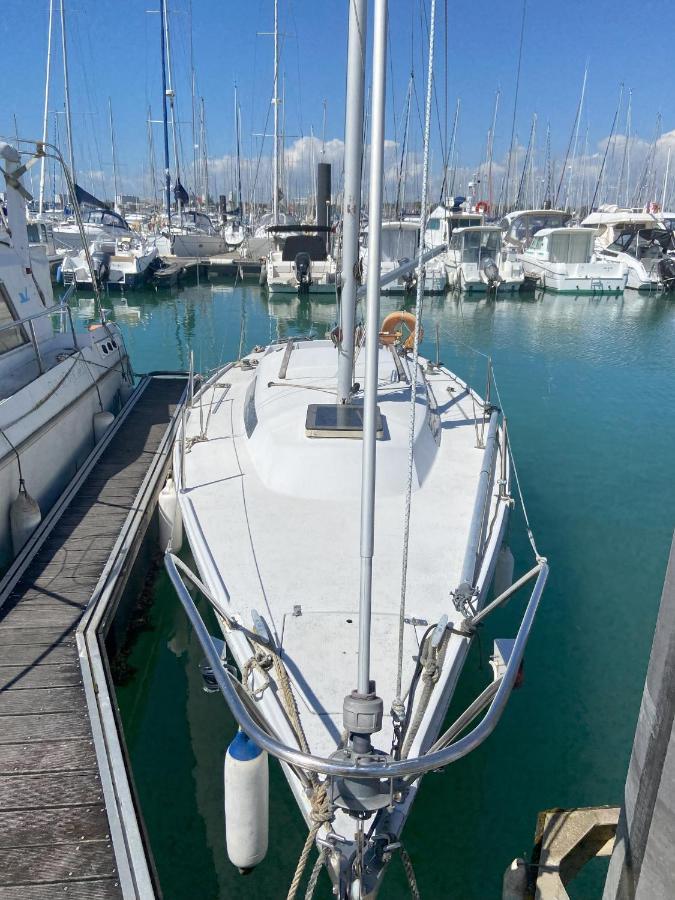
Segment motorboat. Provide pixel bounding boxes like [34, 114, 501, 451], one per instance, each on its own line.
[0, 142, 133, 569]
[446, 225, 524, 292]
[265, 227, 338, 295]
[362, 220, 446, 293]
[160, 3, 548, 895]
[499, 209, 572, 252]
[60, 233, 159, 290]
[53, 206, 133, 252]
[424, 202, 485, 252]
[581, 211, 675, 291]
[518, 227, 626, 293]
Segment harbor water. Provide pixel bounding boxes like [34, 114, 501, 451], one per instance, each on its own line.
[97, 280, 675, 899]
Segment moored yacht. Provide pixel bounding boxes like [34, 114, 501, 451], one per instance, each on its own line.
[0, 142, 133, 569]
[500, 208, 572, 252]
[161, 2, 548, 896]
[53, 206, 133, 251]
[581, 211, 675, 292]
[362, 220, 446, 293]
[446, 225, 524, 292]
[60, 233, 159, 290]
[519, 227, 626, 293]
[158, 210, 228, 257]
[265, 226, 338, 295]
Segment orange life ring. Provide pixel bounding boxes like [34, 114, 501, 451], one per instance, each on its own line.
[475, 200, 490, 214]
[379, 311, 423, 351]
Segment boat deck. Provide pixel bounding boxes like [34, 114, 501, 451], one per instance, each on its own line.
[0, 374, 187, 899]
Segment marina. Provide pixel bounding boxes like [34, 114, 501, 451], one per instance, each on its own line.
[2, 0, 675, 897]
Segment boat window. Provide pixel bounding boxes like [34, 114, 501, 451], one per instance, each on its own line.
[84, 210, 104, 225]
[243, 377, 258, 437]
[282, 235, 327, 262]
[529, 236, 543, 250]
[461, 230, 501, 262]
[549, 231, 593, 263]
[0, 284, 28, 355]
[102, 212, 128, 229]
[380, 227, 418, 262]
[426, 217, 441, 231]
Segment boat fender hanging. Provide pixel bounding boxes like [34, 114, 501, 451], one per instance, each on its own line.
[493, 544, 515, 599]
[93, 410, 115, 443]
[158, 476, 182, 552]
[224, 729, 269, 873]
[10, 480, 41, 557]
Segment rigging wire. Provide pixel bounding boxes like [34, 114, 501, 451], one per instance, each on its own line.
[394, 0, 437, 717]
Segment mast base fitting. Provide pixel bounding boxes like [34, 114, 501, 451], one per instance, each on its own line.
[343, 689, 383, 736]
[328, 747, 394, 814]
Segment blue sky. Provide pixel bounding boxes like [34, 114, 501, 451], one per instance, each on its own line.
[1, 0, 673, 200]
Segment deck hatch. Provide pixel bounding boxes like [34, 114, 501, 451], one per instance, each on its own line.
[305, 403, 383, 439]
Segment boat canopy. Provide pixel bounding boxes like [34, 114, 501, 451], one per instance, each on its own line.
[500, 210, 571, 243]
[450, 226, 501, 262]
[184, 210, 217, 234]
[82, 208, 131, 230]
[281, 235, 327, 262]
[528, 228, 594, 264]
[607, 227, 675, 257]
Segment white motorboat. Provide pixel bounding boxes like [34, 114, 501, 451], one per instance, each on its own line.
[499, 208, 572, 252]
[162, 3, 548, 896]
[0, 142, 133, 569]
[362, 220, 446, 293]
[60, 234, 159, 290]
[424, 202, 484, 252]
[581, 211, 675, 292]
[53, 207, 133, 252]
[266, 228, 338, 295]
[446, 225, 524, 292]
[519, 227, 626, 293]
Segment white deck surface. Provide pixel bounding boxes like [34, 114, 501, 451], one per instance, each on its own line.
[178, 340, 504, 772]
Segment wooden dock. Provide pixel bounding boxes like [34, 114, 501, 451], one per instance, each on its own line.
[0, 374, 187, 899]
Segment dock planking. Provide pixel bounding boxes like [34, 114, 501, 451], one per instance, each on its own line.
[0, 376, 186, 899]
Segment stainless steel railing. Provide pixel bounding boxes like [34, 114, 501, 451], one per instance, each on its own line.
[164, 549, 548, 780]
[0, 295, 78, 374]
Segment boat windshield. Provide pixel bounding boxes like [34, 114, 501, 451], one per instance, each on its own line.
[379, 227, 418, 261]
[608, 228, 673, 258]
[508, 213, 570, 243]
[458, 229, 501, 262]
[83, 209, 130, 230]
[0, 285, 28, 355]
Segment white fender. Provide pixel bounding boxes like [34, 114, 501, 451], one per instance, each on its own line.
[10, 482, 42, 556]
[493, 544, 515, 599]
[224, 730, 269, 872]
[158, 476, 182, 551]
[93, 410, 115, 443]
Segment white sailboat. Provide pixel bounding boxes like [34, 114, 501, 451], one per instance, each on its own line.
[0, 141, 133, 569]
[164, 2, 547, 896]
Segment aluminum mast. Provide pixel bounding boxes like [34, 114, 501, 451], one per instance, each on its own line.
[38, 0, 54, 215]
[59, 0, 76, 183]
[336, 0, 367, 404]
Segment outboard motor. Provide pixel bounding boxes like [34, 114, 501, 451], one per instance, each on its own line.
[657, 256, 675, 291]
[398, 257, 416, 293]
[481, 256, 501, 291]
[294, 251, 312, 290]
[91, 250, 111, 286]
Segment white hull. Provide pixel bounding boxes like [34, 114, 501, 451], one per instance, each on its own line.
[173, 339, 511, 894]
[519, 258, 626, 293]
[0, 335, 128, 567]
[171, 232, 228, 257]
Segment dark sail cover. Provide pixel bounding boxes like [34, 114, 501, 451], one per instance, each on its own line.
[174, 180, 189, 204]
[74, 183, 109, 209]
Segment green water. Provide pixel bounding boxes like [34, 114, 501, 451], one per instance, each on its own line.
[104, 280, 675, 899]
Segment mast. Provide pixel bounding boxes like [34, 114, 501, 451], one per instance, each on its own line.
[235, 85, 243, 217]
[662, 147, 671, 211]
[59, 0, 76, 183]
[108, 98, 119, 211]
[272, 0, 279, 224]
[164, 0, 183, 220]
[356, 0, 387, 698]
[566, 62, 588, 210]
[39, 0, 54, 215]
[200, 97, 208, 207]
[147, 106, 159, 208]
[159, 0, 172, 227]
[486, 89, 500, 213]
[336, 0, 367, 405]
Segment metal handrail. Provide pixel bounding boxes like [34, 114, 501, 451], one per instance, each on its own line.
[0, 299, 79, 369]
[0, 300, 72, 336]
[164, 550, 548, 779]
